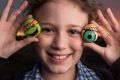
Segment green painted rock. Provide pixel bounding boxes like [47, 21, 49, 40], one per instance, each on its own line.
[23, 18, 41, 37]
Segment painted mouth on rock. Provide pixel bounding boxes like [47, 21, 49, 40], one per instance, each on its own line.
[24, 26, 39, 36]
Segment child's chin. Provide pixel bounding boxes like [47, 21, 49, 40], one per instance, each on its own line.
[51, 69, 68, 74]
[48, 65, 70, 74]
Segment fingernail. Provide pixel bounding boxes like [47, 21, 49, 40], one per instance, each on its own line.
[35, 38, 39, 42]
[28, 15, 33, 18]
[107, 8, 111, 10]
[91, 20, 95, 24]
[24, 1, 28, 5]
[97, 9, 103, 15]
[97, 9, 101, 13]
[107, 8, 112, 12]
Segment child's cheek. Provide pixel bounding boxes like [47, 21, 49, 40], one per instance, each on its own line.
[37, 35, 53, 48]
[70, 37, 83, 51]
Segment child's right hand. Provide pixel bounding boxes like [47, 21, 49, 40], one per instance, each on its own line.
[0, 0, 38, 59]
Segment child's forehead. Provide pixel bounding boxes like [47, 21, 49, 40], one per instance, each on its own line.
[36, 0, 87, 18]
[35, 0, 89, 28]
[36, 1, 88, 20]
[38, 0, 80, 10]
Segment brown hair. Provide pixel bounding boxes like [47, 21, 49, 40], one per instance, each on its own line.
[28, 0, 104, 22]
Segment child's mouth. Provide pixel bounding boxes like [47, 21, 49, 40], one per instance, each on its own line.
[47, 52, 72, 62]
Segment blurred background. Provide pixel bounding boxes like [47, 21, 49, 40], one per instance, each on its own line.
[0, 0, 120, 80]
[99, 0, 120, 23]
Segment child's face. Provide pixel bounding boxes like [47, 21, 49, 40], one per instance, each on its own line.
[35, 1, 88, 73]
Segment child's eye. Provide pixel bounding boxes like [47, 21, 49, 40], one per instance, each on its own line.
[68, 29, 80, 36]
[41, 27, 55, 33]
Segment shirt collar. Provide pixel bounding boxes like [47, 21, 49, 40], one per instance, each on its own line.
[23, 60, 100, 80]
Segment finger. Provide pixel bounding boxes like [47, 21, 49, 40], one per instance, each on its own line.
[106, 8, 120, 32]
[92, 21, 113, 45]
[16, 37, 39, 49]
[18, 15, 33, 25]
[97, 9, 112, 32]
[8, 0, 28, 22]
[15, 15, 33, 29]
[0, 0, 13, 21]
[82, 42, 104, 57]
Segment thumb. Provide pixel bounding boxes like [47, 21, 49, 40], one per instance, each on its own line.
[82, 42, 104, 57]
[16, 37, 39, 49]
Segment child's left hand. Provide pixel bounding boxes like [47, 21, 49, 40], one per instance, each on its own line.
[82, 8, 120, 65]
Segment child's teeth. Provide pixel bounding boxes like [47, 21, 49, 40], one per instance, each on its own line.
[53, 55, 67, 59]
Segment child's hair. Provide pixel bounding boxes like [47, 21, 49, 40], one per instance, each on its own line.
[28, 0, 104, 22]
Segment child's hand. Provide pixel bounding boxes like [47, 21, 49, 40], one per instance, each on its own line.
[82, 8, 120, 65]
[0, 0, 38, 59]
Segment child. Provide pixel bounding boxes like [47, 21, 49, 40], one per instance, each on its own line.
[0, 0, 120, 80]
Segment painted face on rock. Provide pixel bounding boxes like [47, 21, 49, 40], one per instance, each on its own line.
[35, 1, 88, 74]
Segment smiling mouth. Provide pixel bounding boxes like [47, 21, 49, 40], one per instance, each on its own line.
[47, 53, 72, 62]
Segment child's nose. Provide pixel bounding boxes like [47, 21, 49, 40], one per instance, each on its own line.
[52, 33, 68, 50]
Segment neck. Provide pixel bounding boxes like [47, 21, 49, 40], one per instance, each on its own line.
[40, 65, 76, 80]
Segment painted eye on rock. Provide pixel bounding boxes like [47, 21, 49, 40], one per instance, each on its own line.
[81, 24, 99, 43]
[82, 30, 98, 43]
